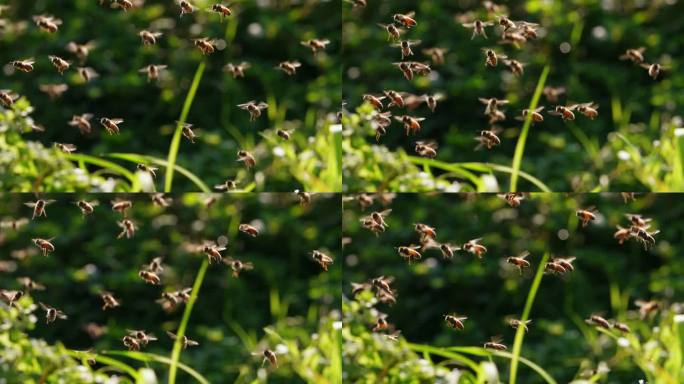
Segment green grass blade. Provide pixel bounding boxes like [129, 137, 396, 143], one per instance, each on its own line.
[66, 349, 140, 380]
[509, 252, 550, 384]
[448, 346, 557, 384]
[168, 259, 209, 384]
[164, 61, 206, 192]
[407, 343, 482, 373]
[509, 65, 550, 192]
[63, 153, 139, 191]
[104, 350, 209, 384]
[107, 153, 211, 192]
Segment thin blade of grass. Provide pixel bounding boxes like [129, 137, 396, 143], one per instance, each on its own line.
[509, 252, 550, 384]
[509, 65, 550, 192]
[104, 350, 209, 384]
[66, 349, 140, 380]
[164, 61, 206, 192]
[447, 346, 557, 384]
[406, 343, 481, 373]
[63, 153, 139, 191]
[107, 153, 211, 192]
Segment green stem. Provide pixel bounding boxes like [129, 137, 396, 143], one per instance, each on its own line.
[103, 350, 209, 384]
[168, 260, 209, 384]
[509, 65, 550, 192]
[165, 61, 206, 192]
[510, 252, 550, 384]
[107, 153, 211, 192]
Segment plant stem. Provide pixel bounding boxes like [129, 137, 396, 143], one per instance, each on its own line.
[509, 65, 550, 192]
[509, 252, 550, 384]
[164, 61, 206, 192]
[168, 259, 209, 384]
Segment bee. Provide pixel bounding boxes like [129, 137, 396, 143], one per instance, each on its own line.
[634, 300, 659, 319]
[377, 23, 401, 41]
[422, 47, 447, 66]
[475, 129, 502, 150]
[137, 164, 158, 179]
[414, 223, 437, 241]
[237, 101, 268, 121]
[508, 319, 532, 332]
[576, 102, 599, 119]
[353, 193, 374, 211]
[548, 105, 579, 121]
[484, 336, 507, 351]
[239, 223, 260, 237]
[368, 209, 391, 229]
[482, 49, 507, 67]
[371, 276, 395, 294]
[111, 199, 132, 216]
[295, 190, 311, 206]
[17, 277, 46, 292]
[620, 192, 636, 203]
[158, 288, 192, 308]
[10, 58, 35, 73]
[625, 213, 651, 228]
[273, 128, 293, 140]
[39, 302, 67, 323]
[139, 30, 163, 46]
[376, 290, 396, 305]
[519, 23, 540, 40]
[640, 63, 663, 80]
[54, 142, 77, 153]
[77, 67, 99, 82]
[613, 322, 631, 333]
[202, 242, 226, 264]
[413, 141, 438, 158]
[614, 225, 631, 245]
[0, 217, 29, 231]
[33, 15, 62, 33]
[237, 150, 256, 169]
[139, 270, 160, 285]
[215, 179, 238, 191]
[504, 59, 525, 76]
[48, 55, 71, 75]
[576, 207, 598, 227]
[113, 0, 134, 12]
[385, 330, 401, 341]
[360, 217, 385, 236]
[544, 260, 567, 274]
[479, 97, 509, 116]
[542, 86, 566, 103]
[223, 257, 254, 277]
[444, 314, 468, 330]
[350, 282, 371, 296]
[423, 94, 443, 112]
[149, 194, 170, 208]
[391, 39, 421, 60]
[499, 192, 525, 207]
[122, 335, 140, 351]
[68, 114, 93, 134]
[462, 20, 494, 39]
[100, 292, 121, 310]
[139, 64, 167, 82]
[409, 61, 432, 76]
[66, 41, 96, 64]
[372, 314, 390, 332]
[300, 39, 330, 55]
[392, 61, 414, 80]
[463, 238, 487, 259]
[210, 3, 233, 21]
[25, 199, 55, 220]
[127, 330, 158, 346]
[142, 257, 165, 275]
[394, 115, 425, 136]
[0, 290, 23, 307]
[100, 118, 124, 135]
[0, 89, 19, 107]
[585, 314, 612, 329]
[193, 38, 216, 55]
[252, 349, 278, 367]
[554, 257, 576, 272]
[396, 245, 422, 264]
[167, 331, 199, 349]
[630, 226, 659, 250]
[383, 90, 404, 108]
[619, 47, 646, 64]
[277, 60, 301, 76]
[393, 11, 417, 28]
[179, 122, 198, 143]
[373, 113, 392, 141]
[179, 0, 195, 17]
[517, 106, 545, 124]
[498, 16, 516, 31]
[224, 62, 250, 78]
[506, 251, 531, 274]
[500, 30, 528, 46]
[437, 243, 461, 259]
[311, 250, 334, 271]
[117, 219, 137, 239]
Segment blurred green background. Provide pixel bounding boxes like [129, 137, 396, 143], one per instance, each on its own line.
[0, 0, 341, 192]
[343, 0, 684, 192]
[0, 193, 341, 383]
[342, 193, 683, 383]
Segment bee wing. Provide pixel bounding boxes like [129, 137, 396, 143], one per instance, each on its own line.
[82, 113, 94, 120]
[187, 339, 199, 346]
[24, 202, 37, 208]
[534, 106, 545, 113]
[66, 42, 78, 52]
[469, 237, 483, 244]
[404, 11, 415, 17]
[478, 98, 491, 105]
[110, 119, 124, 124]
[257, 102, 269, 109]
[39, 302, 50, 311]
[639, 63, 652, 69]
[166, 331, 178, 340]
[461, 22, 475, 28]
[237, 101, 254, 108]
[547, 110, 562, 116]
[518, 250, 530, 259]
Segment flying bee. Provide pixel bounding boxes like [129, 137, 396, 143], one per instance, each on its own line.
[371, 276, 395, 295]
[139, 64, 167, 82]
[215, 179, 238, 191]
[620, 192, 636, 203]
[25, 199, 55, 220]
[422, 47, 447, 66]
[613, 322, 631, 333]
[499, 192, 525, 207]
[137, 164, 159, 179]
[193, 38, 216, 55]
[252, 349, 278, 368]
[300, 39, 330, 55]
[504, 59, 525, 76]
[444, 314, 468, 330]
[614, 225, 631, 245]
[295, 190, 311, 206]
[361, 217, 385, 236]
[100, 118, 124, 135]
[362, 94, 385, 110]
[462, 20, 494, 39]
[122, 335, 140, 351]
[372, 314, 389, 332]
[409, 61, 431, 76]
[377, 23, 401, 41]
[497, 16, 516, 31]
[542, 86, 566, 103]
[392, 61, 414, 80]
[100, 292, 121, 310]
[366, 209, 391, 229]
[167, 331, 199, 349]
[586, 314, 612, 329]
[414, 140, 438, 158]
[0, 217, 29, 231]
[576, 102, 599, 119]
[414, 223, 437, 241]
[237, 101, 268, 121]
[127, 330, 158, 346]
[393, 11, 417, 28]
[478, 97, 509, 116]
[506, 251, 531, 274]
[555, 257, 576, 272]
[463, 238, 487, 259]
[179, 0, 195, 17]
[396, 245, 422, 264]
[178, 122, 198, 143]
[138, 270, 160, 285]
[437, 243, 461, 259]
[311, 250, 334, 271]
[548, 105, 579, 121]
[239, 223, 260, 237]
[350, 282, 371, 296]
[33, 238, 55, 256]
[0, 290, 23, 307]
[111, 199, 132, 216]
[640, 63, 663, 80]
[630, 226, 659, 250]
[158, 288, 192, 308]
[77, 67, 99, 82]
[625, 213, 652, 228]
[482, 49, 507, 67]
[394, 115, 425, 136]
[209, 3, 233, 21]
[48, 55, 71, 75]
[68, 114, 94, 134]
[423, 94, 443, 112]
[475, 129, 502, 150]
[150, 193, 171, 207]
[66, 41, 96, 64]
[202, 243, 226, 264]
[10, 58, 35, 73]
[113, 0, 134, 11]
[224, 62, 250, 78]
[0, 89, 19, 107]
[39, 302, 67, 323]
[392, 39, 421, 59]
[385, 330, 401, 341]
[576, 207, 598, 227]
[276, 60, 301, 76]
[544, 260, 567, 274]
[54, 142, 77, 153]
[274, 128, 293, 140]
[484, 336, 507, 351]
[517, 106, 545, 124]
[384, 90, 405, 108]
[223, 257, 254, 277]
[500, 30, 528, 46]
[33, 15, 62, 33]
[519, 23, 540, 40]
[373, 114, 392, 141]
[508, 319, 532, 332]
[139, 30, 163, 45]
[619, 47, 646, 64]
[117, 219, 137, 239]
[237, 150, 256, 169]
[17, 277, 46, 292]
[635, 300, 659, 319]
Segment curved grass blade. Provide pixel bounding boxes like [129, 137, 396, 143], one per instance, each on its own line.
[103, 350, 209, 384]
[406, 343, 482, 374]
[63, 153, 140, 191]
[107, 153, 211, 192]
[164, 61, 206, 192]
[509, 65, 550, 192]
[66, 349, 140, 381]
[447, 346, 557, 384]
